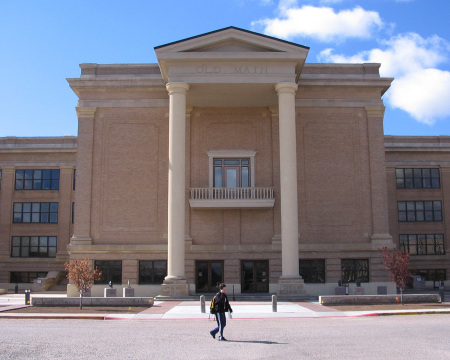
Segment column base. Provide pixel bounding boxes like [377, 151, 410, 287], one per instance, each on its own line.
[277, 276, 307, 299]
[161, 277, 189, 297]
[70, 235, 93, 246]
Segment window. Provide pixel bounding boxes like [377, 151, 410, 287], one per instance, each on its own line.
[15, 169, 60, 190]
[207, 150, 257, 188]
[400, 234, 445, 255]
[10, 271, 48, 283]
[0, 169, 2, 190]
[139, 261, 167, 284]
[396, 168, 440, 189]
[213, 158, 250, 188]
[398, 201, 442, 222]
[341, 259, 369, 283]
[299, 259, 325, 283]
[94, 260, 122, 285]
[72, 202, 75, 224]
[13, 202, 58, 223]
[73, 169, 76, 190]
[11, 236, 57, 258]
[412, 269, 446, 281]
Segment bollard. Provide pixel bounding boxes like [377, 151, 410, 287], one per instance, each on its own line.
[24, 289, 31, 305]
[200, 295, 205, 313]
[272, 294, 277, 312]
[439, 284, 445, 302]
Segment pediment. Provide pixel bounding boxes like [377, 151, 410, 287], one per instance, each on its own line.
[155, 26, 309, 55]
[155, 27, 309, 84]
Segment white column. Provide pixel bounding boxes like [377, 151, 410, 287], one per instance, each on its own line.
[165, 82, 190, 286]
[275, 82, 300, 277]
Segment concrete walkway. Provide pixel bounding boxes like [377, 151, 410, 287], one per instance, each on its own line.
[1, 293, 450, 320]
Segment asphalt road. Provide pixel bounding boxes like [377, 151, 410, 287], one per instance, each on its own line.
[0, 315, 449, 359]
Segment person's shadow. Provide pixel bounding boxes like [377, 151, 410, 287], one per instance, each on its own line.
[225, 340, 287, 345]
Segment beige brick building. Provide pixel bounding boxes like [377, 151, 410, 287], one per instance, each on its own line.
[0, 27, 448, 297]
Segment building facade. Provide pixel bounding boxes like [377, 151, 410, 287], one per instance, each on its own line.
[0, 28, 448, 297]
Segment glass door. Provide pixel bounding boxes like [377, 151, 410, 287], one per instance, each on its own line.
[196, 261, 223, 293]
[241, 260, 269, 293]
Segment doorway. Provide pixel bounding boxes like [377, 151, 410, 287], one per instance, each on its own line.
[241, 260, 269, 293]
[196, 260, 223, 293]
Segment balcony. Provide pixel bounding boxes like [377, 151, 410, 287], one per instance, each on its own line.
[189, 187, 275, 209]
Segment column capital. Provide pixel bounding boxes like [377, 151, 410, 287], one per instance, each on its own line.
[275, 82, 298, 95]
[76, 106, 97, 119]
[365, 106, 385, 118]
[166, 82, 190, 95]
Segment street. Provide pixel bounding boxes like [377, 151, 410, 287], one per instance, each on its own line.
[0, 315, 449, 359]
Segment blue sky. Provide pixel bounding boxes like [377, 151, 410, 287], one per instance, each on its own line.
[1, 0, 449, 137]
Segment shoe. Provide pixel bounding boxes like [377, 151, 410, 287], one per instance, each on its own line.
[218, 337, 227, 341]
[210, 332, 216, 339]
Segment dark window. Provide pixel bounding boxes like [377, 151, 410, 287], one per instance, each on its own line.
[94, 260, 122, 285]
[13, 202, 58, 223]
[400, 234, 445, 255]
[15, 169, 60, 190]
[11, 236, 57, 258]
[398, 201, 442, 222]
[73, 169, 76, 190]
[299, 259, 325, 283]
[412, 269, 446, 281]
[396, 168, 440, 189]
[10, 271, 48, 283]
[341, 259, 369, 283]
[139, 261, 167, 284]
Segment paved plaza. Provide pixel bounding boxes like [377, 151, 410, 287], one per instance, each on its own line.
[1, 315, 449, 359]
[1, 293, 450, 320]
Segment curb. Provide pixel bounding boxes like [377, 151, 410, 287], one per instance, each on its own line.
[1, 310, 450, 320]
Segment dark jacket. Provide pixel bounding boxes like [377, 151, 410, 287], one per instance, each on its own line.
[214, 292, 233, 313]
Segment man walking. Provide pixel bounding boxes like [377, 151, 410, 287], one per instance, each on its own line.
[210, 283, 233, 341]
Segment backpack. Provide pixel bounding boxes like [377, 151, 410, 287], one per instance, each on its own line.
[210, 293, 218, 314]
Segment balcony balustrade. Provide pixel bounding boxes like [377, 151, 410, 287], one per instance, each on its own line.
[189, 187, 275, 209]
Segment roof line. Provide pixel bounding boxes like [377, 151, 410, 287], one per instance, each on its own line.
[154, 26, 309, 50]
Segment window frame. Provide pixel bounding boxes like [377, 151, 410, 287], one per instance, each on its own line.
[94, 260, 122, 285]
[400, 234, 445, 255]
[341, 259, 369, 283]
[11, 236, 57, 258]
[395, 168, 440, 189]
[207, 150, 256, 188]
[139, 260, 167, 285]
[13, 202, 59, 224]
[397, 201, 442, 222]
[299, 259, 326, 283]
[15, 169, 60, 190]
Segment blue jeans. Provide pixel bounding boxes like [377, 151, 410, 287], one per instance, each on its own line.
[211, 312, 227, 339]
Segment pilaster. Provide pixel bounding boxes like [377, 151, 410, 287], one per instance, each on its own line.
[70, 106, 96, 246]
[365, 106, 393, 245]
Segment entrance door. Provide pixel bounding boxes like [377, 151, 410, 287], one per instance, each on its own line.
[196, 261, 223, 293]
[241, 260, 269, 293]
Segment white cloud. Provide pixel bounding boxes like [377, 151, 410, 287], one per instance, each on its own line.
[252, 5, 383, 41]
[319, 33, 450, 125]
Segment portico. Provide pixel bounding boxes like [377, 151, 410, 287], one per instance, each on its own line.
[156, 27, 309, 297]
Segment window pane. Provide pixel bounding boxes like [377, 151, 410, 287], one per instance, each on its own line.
[224, 160, 239, 165]
[241, 167, 249, 187]
[214, 167, 222, 187]
[226, 169, 237, 188]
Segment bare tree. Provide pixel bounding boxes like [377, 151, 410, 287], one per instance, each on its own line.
[379, 247, 412, 304]
[64, 258, 102, 309]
